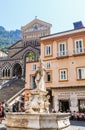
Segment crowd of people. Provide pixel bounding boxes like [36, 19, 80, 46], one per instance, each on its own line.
[70, 111, 85, 121]
[0, 100, 25, 123]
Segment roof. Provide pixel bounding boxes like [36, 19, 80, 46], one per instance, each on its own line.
[8, 40, 22, 49]
[40, 27, 85, 41]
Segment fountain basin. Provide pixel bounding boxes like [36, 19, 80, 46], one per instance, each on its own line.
[6, 112, 70, 130]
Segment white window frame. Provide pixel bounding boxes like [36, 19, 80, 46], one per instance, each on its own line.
[45, 61, 51, 69]
[75, 39, 83, 54]
[30, 75, 36, 89]
[45, 45, 52, 56]
[60, 69, 67, 80]
[32, 64, 36, 71]
[46, 72, 51, 82]
[58, 42, 66, 56]
[77, 68, 85, 79]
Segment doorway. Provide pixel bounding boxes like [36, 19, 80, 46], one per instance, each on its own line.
[59, 100, 69, 112]
[12, 63, 22, 78]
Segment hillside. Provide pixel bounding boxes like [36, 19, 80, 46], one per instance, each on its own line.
[0, 26, 22, 51]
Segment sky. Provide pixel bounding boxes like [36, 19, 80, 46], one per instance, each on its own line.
[0, 0, 85, 33]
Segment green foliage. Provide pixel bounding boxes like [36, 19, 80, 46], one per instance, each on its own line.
[26, 52, 35, 58]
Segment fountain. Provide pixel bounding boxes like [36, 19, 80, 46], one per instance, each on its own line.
[5, 60, 70, 130]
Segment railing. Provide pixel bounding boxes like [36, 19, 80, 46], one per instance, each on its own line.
[57, 50, 68, 57]
[73, 48, 85, 55]
[26, 56, 39, 62]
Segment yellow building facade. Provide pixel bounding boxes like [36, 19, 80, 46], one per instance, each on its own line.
[25, 21, 85, 112]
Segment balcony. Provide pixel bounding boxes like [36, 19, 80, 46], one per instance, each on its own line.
[57, 51, 69, 59]
[26, 56, 39, 62]
[73, 48, 85, 56]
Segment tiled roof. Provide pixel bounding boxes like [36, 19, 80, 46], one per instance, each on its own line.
[0, 79, 25, 102]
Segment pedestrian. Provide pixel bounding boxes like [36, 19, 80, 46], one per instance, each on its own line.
[12, 103, 17, 112]
[0, 102, 2, 123]
[1, 101, 6, 119]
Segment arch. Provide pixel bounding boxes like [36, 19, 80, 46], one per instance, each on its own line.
[1, 62, 12, 78]
[12, 63, 22, 79]
[23, 49, 40, 62]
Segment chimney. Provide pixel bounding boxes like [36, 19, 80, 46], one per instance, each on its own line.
[73, 21, 84, 30]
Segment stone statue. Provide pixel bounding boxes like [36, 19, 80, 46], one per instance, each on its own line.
[35, 60, 46, 91]
[25, 59, 50, 113]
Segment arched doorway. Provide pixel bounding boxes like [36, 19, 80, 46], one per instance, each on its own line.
[12, 63, 22, 78]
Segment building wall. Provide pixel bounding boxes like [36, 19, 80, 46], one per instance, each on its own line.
[39, 29, 85, 112]
[40, 33, 85, 88]
[25, 62, 39, 89]
[25, 23, 85, 112]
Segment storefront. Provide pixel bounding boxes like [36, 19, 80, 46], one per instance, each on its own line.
[52, 87, 85, 112]
[79, 99, 85, 112]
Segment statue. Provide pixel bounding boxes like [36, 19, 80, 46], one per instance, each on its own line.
[35, 60, 46, 91]
[25, 59, 50, 113]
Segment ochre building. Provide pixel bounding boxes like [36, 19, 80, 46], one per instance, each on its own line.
[25, 21, 85, 112]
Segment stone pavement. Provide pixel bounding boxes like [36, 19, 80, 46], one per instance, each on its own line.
[0, 120, 85, 130]
[69, 120, 85, 130]
[0, 120, 6, 130]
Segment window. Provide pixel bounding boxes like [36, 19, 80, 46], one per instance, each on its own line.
[8, 69, 10, 77]
[46, 72, 51, 82]
[32, 64, 36, 71]
[77, 68, 85, 79]
[79, 100, 85, 112]
[75, 39, 83, 54]
[46, 62, 51, 69]
[60, 69, 67, 80]
[45, 45, 52, 56]
[31, 75, 36, 89]
[58, 43, 66, 56]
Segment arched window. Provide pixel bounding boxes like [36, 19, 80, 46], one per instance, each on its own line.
[3, 69, 5, 77]
[8, 69, 10, 77]
[6, 69, 7, 77]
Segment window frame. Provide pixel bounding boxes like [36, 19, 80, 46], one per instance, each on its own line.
[75, 39, 83, 54]
[58, 42, 66, 56]
[45, 44, 52, 56]
[77, 67, 85, 80]
[59, 69, 67, 81]
[32, 64, 36, 71]
[45, 70, 52, 82]
[30, 74, 36, 89]
[45, 61, 51, 69]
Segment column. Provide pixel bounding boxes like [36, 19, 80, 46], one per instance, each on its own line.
[53, 93, 59, 112]
[70, 92, 78, 112]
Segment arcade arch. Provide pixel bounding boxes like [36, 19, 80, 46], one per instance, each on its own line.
[12, 63, 22, 78]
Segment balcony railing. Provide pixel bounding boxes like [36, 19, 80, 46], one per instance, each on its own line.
[26, 56, 39, 62]
[73, 48, 85, 55]
[57, 50, 68, 58]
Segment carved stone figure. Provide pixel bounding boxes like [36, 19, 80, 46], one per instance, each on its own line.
[25, 59, 50, 113]
[35, 60, 46, 91]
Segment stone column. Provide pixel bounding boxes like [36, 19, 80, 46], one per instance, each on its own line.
[70, 92, 78, 112]
[53, 93, 59, 112]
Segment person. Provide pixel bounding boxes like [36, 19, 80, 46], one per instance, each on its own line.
[12, 103, 18, 112]
[0, 102, 2, 123]
[1, 101, 6, 119]
[35, 60, 46, 91]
